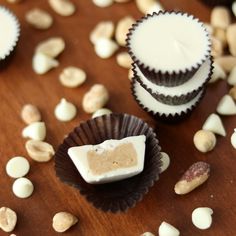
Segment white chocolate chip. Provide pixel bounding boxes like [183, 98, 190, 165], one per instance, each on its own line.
[82, 84, 109, 113]
[231, 129, 236, 149]
[215, 56, 236, 73]
[94, 38, 119, 59]
[52, 212, 78, 232]
[6, 156, 30, 178]
[140, 232, 155, 236]
[211, 6, 231, 30]
[90, 21, 115, 45]
[209, 62, 226, 83]
[92, 0, 114, 7]
[216, 94, 236, 115]
[0, 207, 17, 232]
[193, 130, 216, 153]
[32, 52, 59, 75]
[228, 66, 236, 86]
[36, 37, 65, 58]
[54, 98, 77, 122]
[21, 104, 41, 124]
[25, 140, 55, 162]
[115, 16, 135, 46]
[159, 152, 170, 173]
[232, 1, 236, 17]
[158, 221, 180, 236]
[22, 122, 46, 141]
[48, 0, 76, 16]
[25, 8, 53, 30]
[229, 85, 236, 100]
[59, 66, 86, 88]
[192, 207, 213, 230]
[12, 177, 34, 198]
[92, 108, 112, 118]
[116, 52, 132, 68]
[202, 113, 226, 136]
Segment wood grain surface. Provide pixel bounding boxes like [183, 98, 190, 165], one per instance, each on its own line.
[0, 0, 235, 236]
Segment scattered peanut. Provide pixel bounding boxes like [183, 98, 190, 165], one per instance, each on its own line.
[92, 0, 114, 7]
[211, 6, 231, 29]
[0, 207, 17, 232]
[48, 0, 76, 16]
[174, 162, 210, 195]
[12, 177, 34, 198]
[82, 84, 109, 113]
[6, 0, 22, 3]
[90, 21, 115, 45]
[36, 37, 65, 58]
[228, 66, 236, 85]
[116, 51, 132, 68]
[25, 8, 53, 30]
[192, 207, 213, 230]
[94, 38, 119, 59]
[204, 23, 213, 35]
[92, 108, 112, 118]
[21, 104, 41, 124]
[158, 222, 180, 236]
[22, 121, 46, 141]
[128, 68, 134, 80]
[25, 140, 55, 162]
[211, 36, 223, 58]
[114, 0, 131, 2]
[227, 24, 236, 56]
[115, 16, 135, 46]
[214, 56, 236, 73]
[193, 130, 216, 153]
[146, 2, 164, 14]
[135, 0, 161, 14]
[216, 94, 236, 115]
[52, 212, 78, 233]
[214, 28, 227, 48]
[229, 85, 236, 100]
[59, 66, 86, 88]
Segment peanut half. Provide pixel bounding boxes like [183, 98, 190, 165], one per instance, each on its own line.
[21, 104, 41, 125]
[48, 0, 76, 16]
[0, 207, 17, 232]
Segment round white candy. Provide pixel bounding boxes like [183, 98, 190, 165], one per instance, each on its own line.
[158, 221, 180, 236]
[160, 152, 170, 173]
[6, 156, 30, 178]
[12, 177, 34, 198]
[192, 207, 213, 230]
[92, 108, 112, 118]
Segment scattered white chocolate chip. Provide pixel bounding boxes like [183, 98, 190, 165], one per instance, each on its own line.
[136, 0, 161, 14]
[6, 156, 30, 178]
[209, 62, 226, 83]
[232, 1, 236, 17]
[231, 129, 236, 149]
[214, 56, 236, 73]
[193, 130, 216, 153]
[211, 36, 223, 58]
[12, 177, 34, 198]
[21, 104, 41, 125]
[48, 0, 76, 16]
[159, 152, 170, 173]
[32, 53, 59, 75]
[202, 113, 226, 136]
[90, 21, 115, 44]
[52, 212, 78, 233]
[211, 6, 231, 30]
[140, 232, 155, 236]
[0, 207, 17, 232]
[25, 8, 53, 30]
[116, 52, 132, 68]
[92, 0, 114, 7]
[158, 221, 180, 236]
[22, 122, 46, 141]
[82, 84, 109, 113]
[25, 140, 55, 162]
[146, 2, 164, 14]
[216, 94, 236, 115]
[228, 66, 236, 86]
[128, 68, 134, 80]
[54, 98, 77, 122]
[192, 207, 213, 230]
[115, 16, 135, 46]
[59, 66, 86, 88]
[92, 108, 112, 118]
[94, 38, 118, 59]
[36, 37, 65, 58]
[229, 85, 236, 100]
[227, 24, 236, 56]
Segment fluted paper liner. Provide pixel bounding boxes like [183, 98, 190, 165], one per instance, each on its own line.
[132, 57, 213, 105]
[126, 11, 211, 87]
[55, 113, 162, 213]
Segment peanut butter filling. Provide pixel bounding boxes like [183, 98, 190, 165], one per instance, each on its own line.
[87, 143, 138, 175]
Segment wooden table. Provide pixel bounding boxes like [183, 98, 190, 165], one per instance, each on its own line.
[0, 0, 235, 235]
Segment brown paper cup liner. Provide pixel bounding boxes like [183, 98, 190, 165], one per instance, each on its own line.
[131, 80, 206, 123]
[126, 11, 211, 87]
[132, 58, 213, 105]
[54, 113, 162, 213]
[0, 7, 20, 69]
